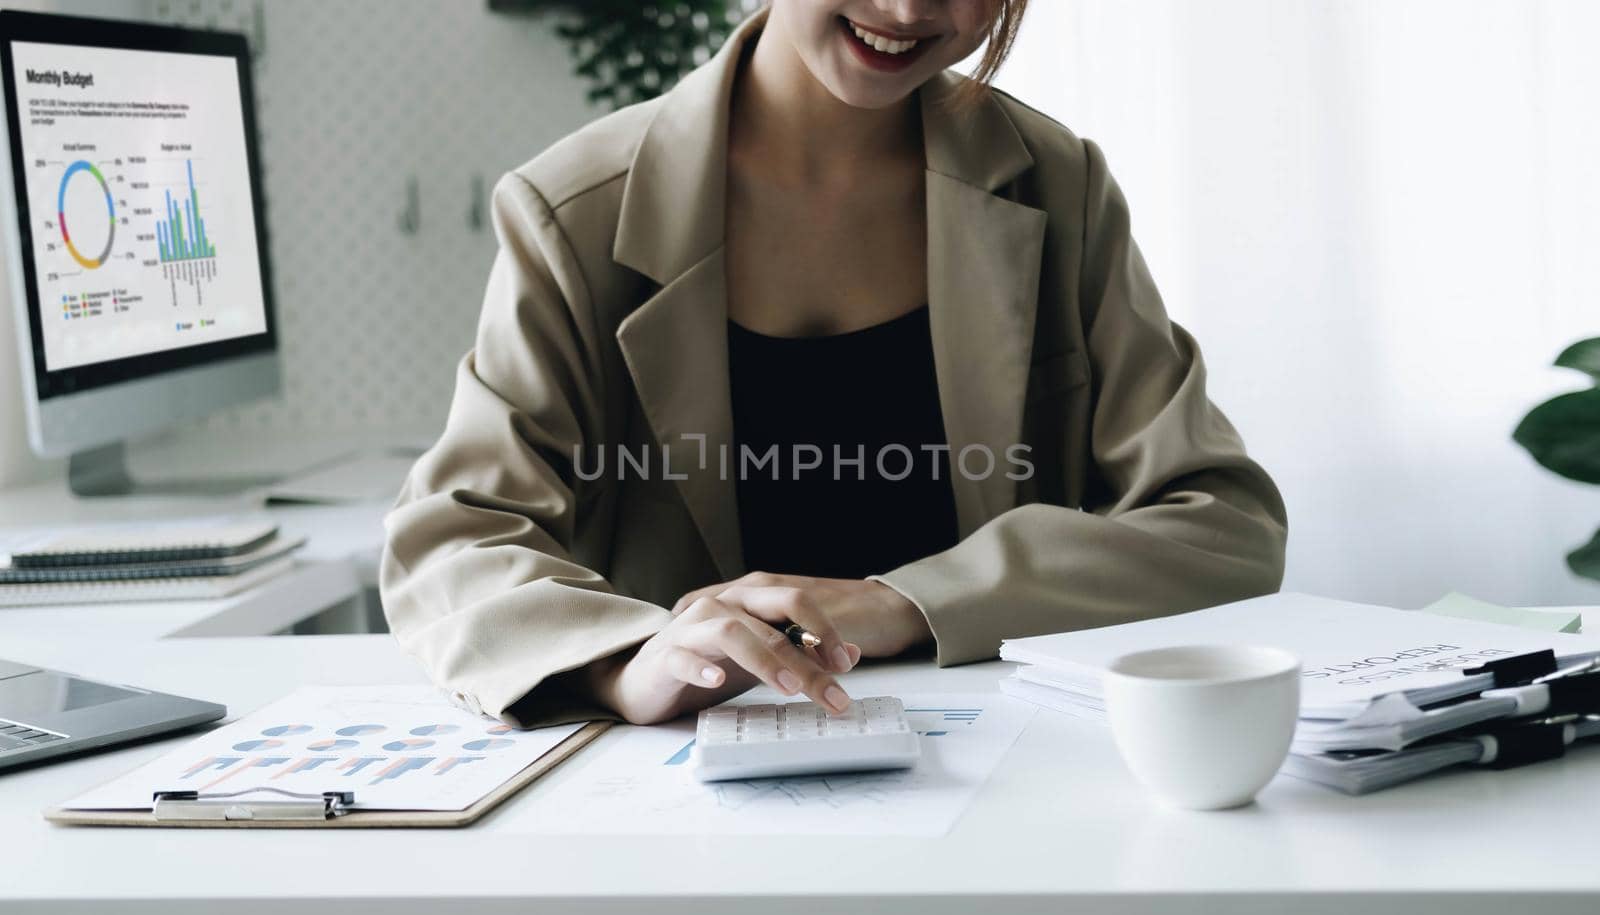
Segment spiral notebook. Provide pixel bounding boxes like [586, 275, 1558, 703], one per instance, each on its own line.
[0, 557, 296, 607]
[0, 534, 304, 584]
[6, 521, 279, 568]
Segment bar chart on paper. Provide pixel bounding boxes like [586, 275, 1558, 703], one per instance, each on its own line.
[61, 686, 583, 813]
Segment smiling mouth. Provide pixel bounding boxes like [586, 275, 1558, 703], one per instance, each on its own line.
[837, 15, 936, 70]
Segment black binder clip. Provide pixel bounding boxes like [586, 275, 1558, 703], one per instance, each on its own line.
[1463, 649, 1557, 688]
[1481, 719, 1569, 769]
[151, 788, 355, 822]
[1537, 670, 1600, 717]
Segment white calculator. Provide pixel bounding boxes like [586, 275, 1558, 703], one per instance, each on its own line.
[691, 696, 922, 782]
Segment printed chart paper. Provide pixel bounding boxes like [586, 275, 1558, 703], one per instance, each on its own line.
[63, 686, 582, 812]
[506, 693, 1034, 837]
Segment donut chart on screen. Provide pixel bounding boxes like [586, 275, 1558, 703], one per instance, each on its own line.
[56, 159, 114, 270]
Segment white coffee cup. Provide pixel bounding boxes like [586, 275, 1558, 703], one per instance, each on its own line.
[1104, 644, 1300, 810]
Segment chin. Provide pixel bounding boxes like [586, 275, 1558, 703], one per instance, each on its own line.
[814, 57, 933, 110]
[824, 78, 919, 110]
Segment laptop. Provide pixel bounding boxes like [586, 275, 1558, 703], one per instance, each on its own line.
[0, 657, 224, 771]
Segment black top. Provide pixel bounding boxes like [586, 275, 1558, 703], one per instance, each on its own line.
[728, 306, 960, 580]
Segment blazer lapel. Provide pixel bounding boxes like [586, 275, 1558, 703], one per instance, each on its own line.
[921, 76, 1048, 537]
[616, 251, 745, 580]
[612, 13, 757, 580]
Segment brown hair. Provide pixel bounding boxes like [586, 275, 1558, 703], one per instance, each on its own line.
[958, 0, 1029, 105]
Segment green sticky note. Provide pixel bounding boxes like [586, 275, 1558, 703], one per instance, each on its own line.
[1421, 592, 1582, 633]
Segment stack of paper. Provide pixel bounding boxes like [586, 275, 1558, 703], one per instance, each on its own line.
[999, 593, 1600, 793]
[0, 519, 303, 606]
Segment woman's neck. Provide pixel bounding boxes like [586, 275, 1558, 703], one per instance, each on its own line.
[731, 20, 921, 181]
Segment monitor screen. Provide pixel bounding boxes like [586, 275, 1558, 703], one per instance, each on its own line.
[0, 15, 274, 399]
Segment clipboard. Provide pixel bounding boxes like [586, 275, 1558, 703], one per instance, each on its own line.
[44, 721, 608, 829]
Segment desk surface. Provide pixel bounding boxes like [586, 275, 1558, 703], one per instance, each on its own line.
[3, 632, 1599, 915]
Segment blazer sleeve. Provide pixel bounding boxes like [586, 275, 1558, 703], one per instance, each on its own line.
[872, 138, 1289, 665]
[380, 173, 669, 726]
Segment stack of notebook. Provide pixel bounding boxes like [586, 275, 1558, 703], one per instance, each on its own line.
[0, 520, 304, 606]
[999, 593, 1600, 794]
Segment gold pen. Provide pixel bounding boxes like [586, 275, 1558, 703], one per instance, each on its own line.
[783, 622, 822, 649]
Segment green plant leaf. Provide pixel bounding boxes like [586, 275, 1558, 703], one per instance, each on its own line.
[1513, 388, 1600, 484]
[1554, 337, 1600, 384]
[1568, 528, 1600, 582]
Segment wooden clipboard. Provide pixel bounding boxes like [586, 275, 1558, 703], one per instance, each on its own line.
[44, 721, 609, 829]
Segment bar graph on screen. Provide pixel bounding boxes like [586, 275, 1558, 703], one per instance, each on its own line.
[157, 159, 215, 261]
[155, 158, 219, 306]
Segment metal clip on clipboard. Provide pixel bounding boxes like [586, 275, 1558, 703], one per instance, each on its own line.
[151, 788, 355, 822]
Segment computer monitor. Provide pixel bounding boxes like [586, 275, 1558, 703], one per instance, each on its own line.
[0, 11, 278, 495]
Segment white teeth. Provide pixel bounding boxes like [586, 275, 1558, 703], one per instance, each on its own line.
[850, 23, 919, 55]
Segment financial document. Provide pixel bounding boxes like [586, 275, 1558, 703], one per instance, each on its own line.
[506, 692, 1034, 837]
[64, 686, 582, 812]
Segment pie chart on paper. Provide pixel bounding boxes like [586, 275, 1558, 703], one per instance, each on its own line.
[463, 738, 515, 752]
[383, 738, 434, 752]
[307, 738, 359, 752]
[232, 739, 284, 752]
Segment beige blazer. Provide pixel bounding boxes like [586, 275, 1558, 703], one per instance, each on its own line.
[380, 12, 1288, 727]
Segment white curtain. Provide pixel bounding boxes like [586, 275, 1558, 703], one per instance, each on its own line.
[988, 0, 1600, 607]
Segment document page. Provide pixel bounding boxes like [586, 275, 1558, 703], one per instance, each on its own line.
[1002, 592, 1600, 717]
[63, 686, 582, 812]
[504, 692, 1034, 837]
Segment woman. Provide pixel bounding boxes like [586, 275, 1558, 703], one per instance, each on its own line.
[380, 1, 1288, 728]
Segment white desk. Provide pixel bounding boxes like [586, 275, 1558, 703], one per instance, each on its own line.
[2, 632, 1599, 914]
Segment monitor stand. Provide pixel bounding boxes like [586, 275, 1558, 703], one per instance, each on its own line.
[67, 441, 281, 497]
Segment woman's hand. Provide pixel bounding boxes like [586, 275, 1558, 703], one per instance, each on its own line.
[671, 572, 933, 660]
[583, 591, 863, 726]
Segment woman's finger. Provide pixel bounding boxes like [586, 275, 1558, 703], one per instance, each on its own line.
[671, 583, 722, 616]
[714, 585, 853, 673]
[678, 616, 796, 696]
[662, 646, 726, 689]
[670, 571, 809, 616]
[727, 614, 853, 713]
[680, 610, 851, 712]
